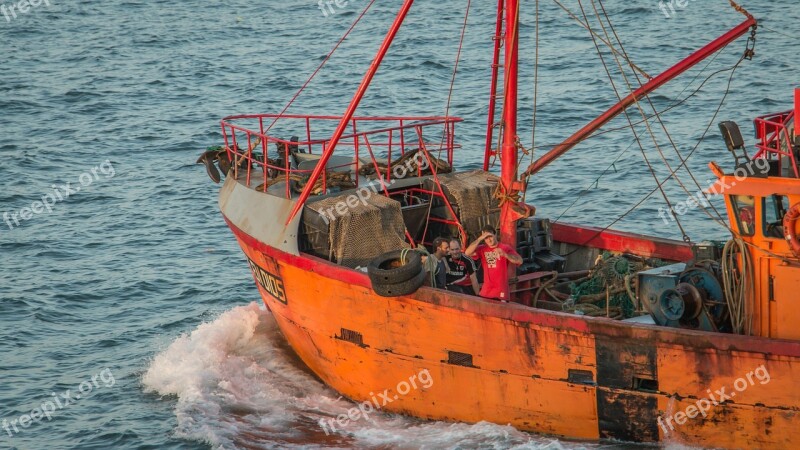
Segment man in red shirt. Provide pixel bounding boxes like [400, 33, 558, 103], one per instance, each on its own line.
[464, 225, 523, 301]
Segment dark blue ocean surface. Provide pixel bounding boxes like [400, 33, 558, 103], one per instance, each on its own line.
[0, 1, 797, 448]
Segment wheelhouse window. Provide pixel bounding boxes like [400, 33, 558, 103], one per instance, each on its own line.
[763, 194, 788, 238]
[730, 195, 756, 236]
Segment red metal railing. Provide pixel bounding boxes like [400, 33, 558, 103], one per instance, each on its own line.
[753, 110, 798, 177]
[219, 114, 461, 198]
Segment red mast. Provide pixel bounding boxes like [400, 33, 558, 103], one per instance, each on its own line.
[499, 0, 520, 249]
[795, 87, 800, 137]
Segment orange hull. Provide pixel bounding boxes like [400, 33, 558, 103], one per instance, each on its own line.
[222, 207, 800, 448]
[202, 12, 800, 447]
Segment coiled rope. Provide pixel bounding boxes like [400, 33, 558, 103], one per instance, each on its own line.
[722, 237, 753, 335]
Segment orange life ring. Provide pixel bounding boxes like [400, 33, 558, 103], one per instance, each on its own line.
[783, 202, 800, 257]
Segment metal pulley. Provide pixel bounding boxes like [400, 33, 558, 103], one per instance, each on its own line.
[638, 263, 728, 332]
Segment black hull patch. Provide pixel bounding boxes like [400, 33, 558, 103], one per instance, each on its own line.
[595, 337, 660, 442]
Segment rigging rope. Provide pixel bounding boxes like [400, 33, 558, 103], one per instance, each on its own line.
[729, 0, 754, 21]
[577, 47, 798, 268]
[760, 24, 795, 40]
[577, 0, 691, 241]
[551, 0, 650, 80]
[561, 54, 746, 257]
[554, 45, 732, 223]
[594, 0, 727, 225]
[598, 0, 757, 232]
[439, 0, 472, 155]
[522, 0, 540, 203]
[264, 0, 377, 133]
[419, 2, 472, 246]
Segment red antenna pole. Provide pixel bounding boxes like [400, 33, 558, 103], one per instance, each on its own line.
[794, 87, 799, 139]
[287, 0, 416, 224]
[483, 0, 505, 170]
[499, 0, 520, 249]
[522, 17, 757, 177]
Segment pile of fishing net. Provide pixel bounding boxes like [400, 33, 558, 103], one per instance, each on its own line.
[565, 252, 667, 319]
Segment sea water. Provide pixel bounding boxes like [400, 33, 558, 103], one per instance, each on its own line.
[1, 0, 797, 448]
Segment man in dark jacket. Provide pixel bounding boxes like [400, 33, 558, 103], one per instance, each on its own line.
[444, 238, 480, 295]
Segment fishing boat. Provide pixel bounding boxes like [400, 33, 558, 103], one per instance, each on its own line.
[199, 1, 799, 447]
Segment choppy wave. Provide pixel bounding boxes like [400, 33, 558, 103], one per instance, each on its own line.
[143, 304, 602, 450]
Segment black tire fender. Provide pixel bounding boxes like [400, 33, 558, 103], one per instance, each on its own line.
[367, 249, 422, 285]
[371, 268, 426, 297]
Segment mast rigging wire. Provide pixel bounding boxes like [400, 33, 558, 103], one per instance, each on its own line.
[522, 0, 540, 203]
[439, 0, 472, 157]
[264, 0, 378, 133]
[576, 0, 691, 241]
[550, 0, 650, 80]
[561, 54, 748, 258]
[593, 0, 727, 224]
[420, 0, 473, 246]
[552, 44, 739, 223]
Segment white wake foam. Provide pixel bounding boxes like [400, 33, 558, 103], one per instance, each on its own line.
[143, 302, 600, 449]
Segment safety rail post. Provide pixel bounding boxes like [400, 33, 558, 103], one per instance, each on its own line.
[448, 120, 455, 167]
[419, 125, 428, 178]
[246, 134, 254, 187]
[399, 119, 405, 156]
[783, 124, 799, 177]
[793, 88, 800, 140]
[795, 88, 800, 138]
[231, 130, 239, 180]
[285, 140, 292, 199]
[322, 165, 327, 195]
[388, 128, 393, 171]
[261, 134, 268, 192]
[306, 117, 312, 154]
[221, 122, 230, 161]
[389, 122, 398, 183]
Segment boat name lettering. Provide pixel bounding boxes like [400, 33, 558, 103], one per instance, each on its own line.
[247, 257, 287, 304]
